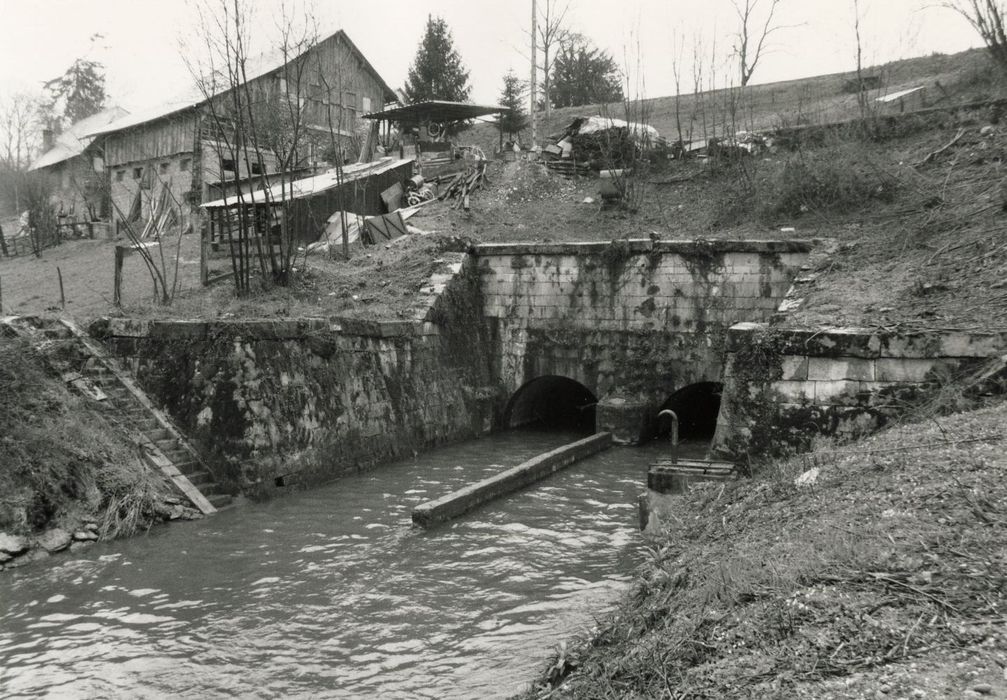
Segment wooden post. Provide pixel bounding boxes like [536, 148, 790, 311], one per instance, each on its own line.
[201, 215, 209, 286]
[0, 275, 4, 314]
[57, 266, 65, 310]
[113, 245, 125, 307]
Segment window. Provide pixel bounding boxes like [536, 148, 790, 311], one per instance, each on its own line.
[362, 96, 371, 113]
[115, 170, 125, 182]
[132, 167, 143, 179]
[278, 77, 288, 95]
[250, 161, 263, 175]
[221, 158, 235, 172]
[180, 158, 191, 172]
[159, 162, 169, 174]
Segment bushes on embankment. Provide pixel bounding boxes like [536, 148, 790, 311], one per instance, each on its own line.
[0, 337, 170, 559]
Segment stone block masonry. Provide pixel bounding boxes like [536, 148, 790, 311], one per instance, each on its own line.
[98, 253, 499, 496]
[714, 322, 1007, 456]
[473, 240, 813, 442]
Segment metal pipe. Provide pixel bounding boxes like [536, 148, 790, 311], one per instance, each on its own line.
[658, 409, 679, 463]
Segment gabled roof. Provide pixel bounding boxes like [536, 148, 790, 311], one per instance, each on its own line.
[88, 29, 396, 138]
[28, 106, 129, 171]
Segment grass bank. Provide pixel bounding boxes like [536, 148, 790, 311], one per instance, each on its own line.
[0, 335, 171, 544]
[521, 402, 1007, 698]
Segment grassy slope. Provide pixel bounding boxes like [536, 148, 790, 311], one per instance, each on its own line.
[521, 403, 1007, 699]
[0, 335, 169, 539]
[466, 48, 997, 155]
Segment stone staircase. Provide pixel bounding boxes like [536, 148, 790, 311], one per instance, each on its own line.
[2, 315, 233, 513]
[84, 363, 234, 511]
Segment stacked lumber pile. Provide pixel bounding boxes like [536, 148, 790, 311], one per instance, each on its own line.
[433, 160, 488, 211]
[139, 187, 178, 240]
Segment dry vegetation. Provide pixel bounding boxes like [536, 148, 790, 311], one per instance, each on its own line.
[0, 336, 168, 538]
[521, 404, 1007, 699]
[2, 49, 1005, 333]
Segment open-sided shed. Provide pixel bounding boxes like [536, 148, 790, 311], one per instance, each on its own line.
[201, 156, 414, 241]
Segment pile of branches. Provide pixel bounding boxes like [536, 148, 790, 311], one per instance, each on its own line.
[435, 161, 488, 210]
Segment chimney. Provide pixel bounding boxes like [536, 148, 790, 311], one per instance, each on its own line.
[42, 127, 54, 152]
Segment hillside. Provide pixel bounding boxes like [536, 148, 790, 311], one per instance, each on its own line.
[519, 401, 1007, 698]
[466, 48, 997, 154]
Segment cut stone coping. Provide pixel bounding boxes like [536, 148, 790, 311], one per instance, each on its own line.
[470, 239, 817, 256]
[411, 432, 613, 528]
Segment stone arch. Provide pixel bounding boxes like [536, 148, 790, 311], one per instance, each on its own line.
[505, 375, 597, 432]
[654, 381, 724, 441]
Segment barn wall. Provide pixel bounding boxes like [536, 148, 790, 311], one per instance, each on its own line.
[104, 113, 197, 168]
[108, 154, 197, 232]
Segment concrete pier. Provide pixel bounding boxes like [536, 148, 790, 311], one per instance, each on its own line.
[411, 432, 613, 528]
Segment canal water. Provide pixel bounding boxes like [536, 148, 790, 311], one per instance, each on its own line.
[0, 431, 700, 699]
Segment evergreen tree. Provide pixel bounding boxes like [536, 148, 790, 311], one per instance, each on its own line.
[497, 71, 529, 142]
[44, 58, 107, 125]
[550, 35, 623, 108]
[403, 16, 472, 104]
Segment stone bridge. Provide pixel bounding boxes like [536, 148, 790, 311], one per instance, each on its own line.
[472, 240, 813, 442]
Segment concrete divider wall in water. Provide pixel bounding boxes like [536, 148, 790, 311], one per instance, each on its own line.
[411, 432, 613, 528]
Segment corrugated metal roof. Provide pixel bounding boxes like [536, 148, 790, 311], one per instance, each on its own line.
[363, 100, 506, 123]
[87, 29, 396, 138]
[28, 106, 129, 171]
[876, 86, 925, 103]
[201, 156, 414, 208]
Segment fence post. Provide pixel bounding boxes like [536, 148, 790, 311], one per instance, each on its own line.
[113, 245, 125, 307]
[57, 266, 65, 310]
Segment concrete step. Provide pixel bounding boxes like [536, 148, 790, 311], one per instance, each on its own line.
[184, 470, 214, 486]
[162, 448, 191, 464]
[143, 427, 171, 442]
[156, 438, 180, 452]
[207, 493, 233, 509]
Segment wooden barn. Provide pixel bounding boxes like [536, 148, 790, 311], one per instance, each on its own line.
[27, 107, 129, 220]
[86, 29, 397, 236]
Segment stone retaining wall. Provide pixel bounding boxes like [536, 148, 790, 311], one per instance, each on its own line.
[97, 254, 498, 496]
[714, 322, 1007, 456]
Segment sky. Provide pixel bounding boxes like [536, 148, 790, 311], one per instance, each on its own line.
[0, 0, 987, 115]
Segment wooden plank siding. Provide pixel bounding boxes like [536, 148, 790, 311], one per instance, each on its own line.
[105, 112, 198, 167]
[101, 30, 393, 236]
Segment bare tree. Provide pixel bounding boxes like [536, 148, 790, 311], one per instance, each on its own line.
[947, 1, 1007, 75]
[0, 93, 41, 216]
[531, 0, 572, 119]
[185, 0, 329, 294]
[0, 93, 39, 171]
[731, 0, 784, 87]
[853, 0, 869, 120]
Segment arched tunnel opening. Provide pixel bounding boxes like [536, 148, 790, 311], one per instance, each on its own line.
[652, 382, 724, 443]
[505, 376, 597, 434]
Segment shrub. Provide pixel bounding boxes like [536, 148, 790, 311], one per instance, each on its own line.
[761, 150, 898, 220]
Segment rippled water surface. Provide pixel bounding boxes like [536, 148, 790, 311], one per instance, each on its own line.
[0, 432, 697, 698]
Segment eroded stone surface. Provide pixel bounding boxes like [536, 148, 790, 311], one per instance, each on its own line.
[37, 528, 71, 553]
[0, 532, 29, 555]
